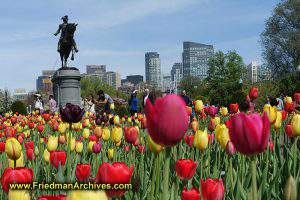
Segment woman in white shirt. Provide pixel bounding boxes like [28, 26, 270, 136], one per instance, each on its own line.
[34, 93, 44, 113]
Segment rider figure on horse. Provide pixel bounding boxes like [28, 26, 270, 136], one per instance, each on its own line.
[54, 15, 78, 53]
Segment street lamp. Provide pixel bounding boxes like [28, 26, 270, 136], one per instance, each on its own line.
[297, 65, 300, 81]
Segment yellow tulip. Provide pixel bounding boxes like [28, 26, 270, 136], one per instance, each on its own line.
[84, 119, 90, 126]
[108, 148, 114, 159]
[5, 113, 10, 118]
[88, 141, 96, 153]
[194, 100, 203, 113]
[110, 103, 115, 110]
[291, 114, 300, 136]
[122, 117, 125, 122]
[108, 114, 112, 119]
[102, 128, 111, 141]
[148, 134, 163, 154]
[66, 123, 70, 129]
[43, 149, 50, 163]
[73, 122, 81, 130]
[6, 138, 22, 160]
[114, 116, 120, 125]
[218, 126, 230, 149]
[83, 128, 90, 139]
[264, 105, 277, 124]
[272, 111, 282, 129]
[67, 190, 108, 200]
[46, 136, 58, 152]
[40, 138, 44, 144]
[194, 129, 208, 151]
[8, 151, 24, 167]
[285, 96, 293, 104]
[58, 123, 66, 133]
[221, 107, 228, 116]
[112, 126, 123, 143]
[8, 190, 30, 200]
[128, 117, 132, 123]
[214, 116, 220, 126]
[34, 146, 39, 156]
[67, 137, 76, 151]
[135, 119, 139, 125]
[94, 126, 102, 138]
[116, 140, 122, 147]
[134, 113, 138, 118]
[75, 142, 83, 153]
[17, 126, 23, 133]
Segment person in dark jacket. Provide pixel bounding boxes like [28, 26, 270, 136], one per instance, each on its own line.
[129, 90, 139, 116]
[181, 90, 191, 106]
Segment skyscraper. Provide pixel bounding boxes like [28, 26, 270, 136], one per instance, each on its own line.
[145, 52, 162, 90]
[86, 65, 106, 74]
[182, 41, 214, 80]
[170, 62, 183, 94]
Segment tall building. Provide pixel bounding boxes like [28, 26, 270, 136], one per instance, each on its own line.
[248, 61, 271, 84]
[13, 88, 28, 101]
[86, 65, 106, 74]
[36, 70, 56, 91]
[162, 75, 172, 93]
[145, 52, 162, 90]
[126, 75, 143, 85]
[102, 71, 121, 89]
[170, 63, 183, 94]
[182, 41, 214, 80]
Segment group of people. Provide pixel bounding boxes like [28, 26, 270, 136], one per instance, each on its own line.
[127, 88, 155, 116]
[33, 92, 57, 114]
[82, 90, 114, 114]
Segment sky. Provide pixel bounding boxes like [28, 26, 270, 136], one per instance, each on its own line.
[0, 0, 280, 93]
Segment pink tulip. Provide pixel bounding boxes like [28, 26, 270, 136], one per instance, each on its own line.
[145, 94, 189, 147]
[228, 112, 270, 156]
[208, 106, 217, 118]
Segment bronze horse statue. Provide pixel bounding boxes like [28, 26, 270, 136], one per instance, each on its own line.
[59, 23, 77, 68]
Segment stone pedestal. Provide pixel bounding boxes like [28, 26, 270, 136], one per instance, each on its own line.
[52, 67, 82, 107]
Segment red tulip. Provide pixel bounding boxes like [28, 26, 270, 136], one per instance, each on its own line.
[124, 126, 139, 144]
[281, 111, 287, 121]
[224, 120, 230, 127]
[89, 135, 98, 142]
[246, 95, 251, 103]
[75, 164, 91, 181]
[137, 144, 146, 153]
[28, 122, 35, 129]
[123, 146, 130, 152]
[249, 88, 258, 100]
[201, 178, 224, 200]
[208, 134, 214, 145]
[0, 142, 5, 152]
[228, 112, 270, 156]
[285, 102, 296, 113]
[269, 141, 274, 151]
[10, 117, 17, 124]
[141, 117, 147, 129]
[50, 151, 67, 168]
[208, 119, 216, 132]
[25, 141, 34, 150]
[184, 135, 194, 147]
[37, 195, 67, 200]
[208, 106, 217, 118]
[294, 93, 300, 102]
[26, 148, 35, 161]
[1, 167, 33, 193]
[37, 125, 44, 133]
[92, 143, 102, 154]
[133, 138, 139, 146]
[4, 127, 16, 138]
[230, 103, 239, 114]
[285, 124, 293, 138]
[181, 187, 201, 200]
[203, 107, 209, 114]
[176, 159, 197, 180]
[94, 162, 134, 197]
[145, 94, 189, 147]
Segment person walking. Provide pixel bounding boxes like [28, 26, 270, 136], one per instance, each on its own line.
[129, 90, 138, 116]
[48, 95, 57, 114]
[34, 93, 44, 113]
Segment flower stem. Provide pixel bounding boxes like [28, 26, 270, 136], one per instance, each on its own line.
[150, 155, 157, 200]
[251, 156, 257, 200]
[67, 123, 72, 182]
[229, 157, 234, 199]
[293, 137, 298, 177]
[162, 148, 171, 200]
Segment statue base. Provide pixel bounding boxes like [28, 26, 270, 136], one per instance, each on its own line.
[52, 67, 82, 108]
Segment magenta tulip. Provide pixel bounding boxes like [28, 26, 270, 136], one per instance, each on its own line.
[145, 94, 189, 147]
[208, 106, 217, 118]
[228, 112, 270, 156]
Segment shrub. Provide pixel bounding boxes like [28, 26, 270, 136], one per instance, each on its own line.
[11, 101, 27, 115]
[115, 106, 128, 117]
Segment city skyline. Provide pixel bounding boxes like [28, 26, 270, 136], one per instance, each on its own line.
[0, 0, 279, 92]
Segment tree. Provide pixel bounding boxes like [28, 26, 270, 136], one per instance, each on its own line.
[206, 51, 247, 106]
[0, 89, 13, 114]
[261, 0, 300, 77]
[179, 76, 209, 99]
[11, 100, 27, 115]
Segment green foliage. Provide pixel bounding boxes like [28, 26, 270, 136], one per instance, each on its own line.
[80, 76, 128, 100]
[0, 90, 13, 114]
[261, 0, 300, 77]
[115, 106, 128, 117]
[179, 77, 209, 100]
[11, 100, 27, 115]
[276, 73, 300, 96]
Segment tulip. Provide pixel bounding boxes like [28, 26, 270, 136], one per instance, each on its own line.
[123, 146, 130, 153]
[181, 188, 201, 200]
[201, 178, 225, 200]
[220, 107, 228, 116]
[208, 106, 217, 118]
[228, 112, 270, 156]
[283, 176, 297, 200]
[46, 136, 58, 152]
[26, 148, 35, 161]
[5, 127, 16, 138]
[230, 103, 239, 114]
[67, 190, 107, 200]
[0, 142, 5, 152]
[37, 125, 44, 133]
[112, 126, 123, 144]
[249, 87, 258, 100]
[1, 167, 33, 193]
[102, 127, 110, 141]
[194, 100, 203, 113]
[285, 96, 293, 104]
[58, 123, 66, 133]
[291, 114, 300, 136]
[58, 135, 66, 144]
[43, 149, 50, 163]
[137, 144, 146, 153]
[36, 195, 67, 200]
[50, 150, 67, 168]
[208, 119, 216, 132]
[108, 149, 114, 160]
[87, 141, 96, 153]
[148, 134, 163, 154]
[67, 137, 76, 152]
[124, 126, 139, 144]
[285, 102, 296, 113]
[190, 120, 199, 133]
[93, 162, 134, 197]
[145, 94, 189, 147]
[176, 159, 197, 180]
[226, 141, 236, 156]
[264, 105, 277, 124]
[75, 142, 83, 153]
[184, 135, 194, 147]
[6, 137, 22, 161]
[114, 116, 120, 125]
[8, 190, 30, 200]
[294, 93, 300, 102]
[208, 134, 215, 145]
[18, 135, 24, 145]
[25, 141, 34, 150]
[216, 124, 230, 149]
[272, 111, 282, 129]
[8, 152, 24, 167]
[92, 143, 102, 154]
[194, 129, 208, 151]
[75, 164, 91, 181]
[94, 126, 102, 138]
[281, 111, 287, 121]
[34, 146, 39, 156]
[128, 117, 132, 123]
[82, 128, 90, 139]
[59, 103, 85, 123]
